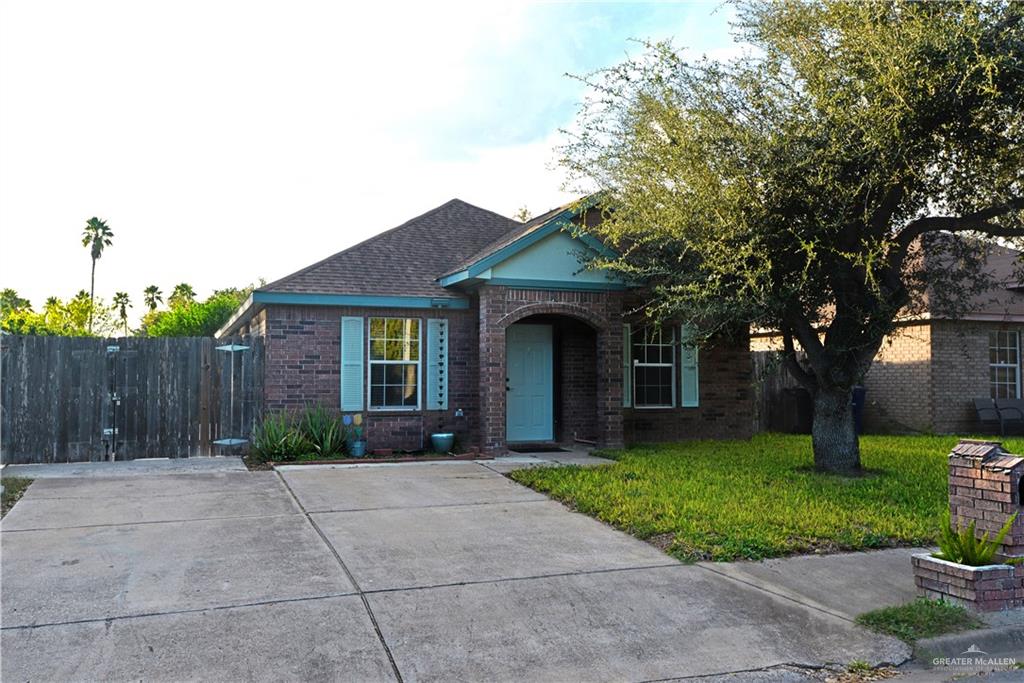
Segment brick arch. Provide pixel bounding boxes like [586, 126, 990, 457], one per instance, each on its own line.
[496, 302, 606, 332]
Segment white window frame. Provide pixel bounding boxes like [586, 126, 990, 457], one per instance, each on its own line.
[989, 329, 1021, 399]
[367, 317, 422, 411]
[632, 326, 676, 409]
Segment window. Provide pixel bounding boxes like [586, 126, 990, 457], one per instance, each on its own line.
[368, 318, 420, 410]
[632, 327, 675, 408]
[989, 330, 1020, 399]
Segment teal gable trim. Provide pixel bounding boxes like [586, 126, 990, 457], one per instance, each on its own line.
[486, 278, 628, 291]
[253, 291, 470, 310]
[439, 202, 621, 288]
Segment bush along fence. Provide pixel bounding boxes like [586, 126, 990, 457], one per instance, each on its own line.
[912, 439, 1024, 612]
[0, 335, 263, 463]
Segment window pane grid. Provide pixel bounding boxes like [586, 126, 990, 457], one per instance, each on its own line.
[369, 317, 420, 410]
[989, 330, 1020, 399]
[632, 327, 675, 408]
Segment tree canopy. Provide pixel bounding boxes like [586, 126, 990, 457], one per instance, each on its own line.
[562, 0, 1024, 471]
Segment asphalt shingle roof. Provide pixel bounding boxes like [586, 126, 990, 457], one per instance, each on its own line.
[259, 199, 522, 298]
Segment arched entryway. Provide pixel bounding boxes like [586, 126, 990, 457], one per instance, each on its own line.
[506, 314, 598, 445]
[476, 286, 625, 454]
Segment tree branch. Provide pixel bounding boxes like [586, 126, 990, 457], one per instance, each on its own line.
[894, 198, 1024, 252]
[781, 329, 817, 391]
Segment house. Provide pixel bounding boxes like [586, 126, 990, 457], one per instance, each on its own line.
[218, 199, 752, 453]
[751, 243, 1024, 434]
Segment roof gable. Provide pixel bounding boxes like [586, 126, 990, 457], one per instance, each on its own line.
[260, 199, 521, 299]
[437, 200, 625, 291]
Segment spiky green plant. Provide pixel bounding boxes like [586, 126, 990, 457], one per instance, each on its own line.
[250, 412, 313, 463]
[933, 512, 1018, 567]
[299, 404, 348, 457]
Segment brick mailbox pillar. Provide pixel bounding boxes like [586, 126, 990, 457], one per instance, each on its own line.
[912, 439, 1024, 611]
[948, 439, 1024, 561]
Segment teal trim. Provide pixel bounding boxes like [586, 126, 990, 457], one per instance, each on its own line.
[340, 317, 365, 411]
[254, 291, 469, 310]
[439, 200, 620, 287]
[680, 324, 699, 408]
[425, 319, 449, 410]
[486, 278, 628, 291]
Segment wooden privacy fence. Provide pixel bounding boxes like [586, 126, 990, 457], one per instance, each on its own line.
[751, 350, 811, 434]
[1, 335, 264, 463]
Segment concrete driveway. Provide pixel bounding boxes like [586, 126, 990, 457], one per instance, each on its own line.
[1, 460, 909, 682]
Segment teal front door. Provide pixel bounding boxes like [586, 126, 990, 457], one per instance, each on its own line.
[506, 324, 553, 442]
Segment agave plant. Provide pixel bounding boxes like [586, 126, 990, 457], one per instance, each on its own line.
[933, 512, 1019, 567]
[300, 404, 347, 457]
[251, 412, 313, 463]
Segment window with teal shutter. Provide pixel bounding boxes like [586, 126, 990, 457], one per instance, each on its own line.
[680, 324, 699, 407]
[425, 319, 448, 410]
[340, 317, 364, 411]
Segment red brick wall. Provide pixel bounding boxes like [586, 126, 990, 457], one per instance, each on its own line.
[247, 303, 480, 452]
[559, 321, 598, 442]
[478, 286, 625, 453]
[623, 329, 753, 443]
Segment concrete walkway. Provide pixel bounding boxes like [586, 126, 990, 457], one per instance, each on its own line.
[1, 455, 246, 479]
[1, 460, 911, 681]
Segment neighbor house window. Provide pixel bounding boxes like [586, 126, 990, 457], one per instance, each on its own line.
[990, 330, 1020, 399]
[368, 318, 421, 410]
[632, 327, 675, 408]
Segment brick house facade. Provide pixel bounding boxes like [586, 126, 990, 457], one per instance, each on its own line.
[751, 244, 1024, 434]
[221, 199, 752, 453]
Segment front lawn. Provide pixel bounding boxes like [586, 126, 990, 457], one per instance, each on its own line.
[510, 434, 1012, 562]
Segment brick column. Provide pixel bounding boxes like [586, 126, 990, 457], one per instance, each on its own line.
[595, 324, 624, 449]
[478, 288, 507, 454]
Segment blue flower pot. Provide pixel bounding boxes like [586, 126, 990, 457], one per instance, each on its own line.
[430, 433, 455, 453]
[349, 440, 366, 457]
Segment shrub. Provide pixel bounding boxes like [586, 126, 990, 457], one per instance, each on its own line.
[299, 405, 348, 458]
[933, 511, 1019, 566]
[251, 412, 313, 463]
[250, 405, 347, 463]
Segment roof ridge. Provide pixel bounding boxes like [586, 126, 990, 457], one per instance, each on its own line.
[260, 198, 511, 292]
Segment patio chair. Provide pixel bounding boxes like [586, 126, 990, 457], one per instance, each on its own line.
[994, 398, 1024, 435]
[975, 398, 1003, 435]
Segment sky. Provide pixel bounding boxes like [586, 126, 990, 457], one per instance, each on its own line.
[0, 1, 739, 322]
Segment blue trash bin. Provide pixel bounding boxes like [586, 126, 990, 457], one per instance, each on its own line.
[851, 386, 866, 435]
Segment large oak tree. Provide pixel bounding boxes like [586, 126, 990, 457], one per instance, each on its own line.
[562, 0, 1024, 472]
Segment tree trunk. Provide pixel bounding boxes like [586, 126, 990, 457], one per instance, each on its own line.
[88, 258, 96, 333]
[811, 386, 861, 474]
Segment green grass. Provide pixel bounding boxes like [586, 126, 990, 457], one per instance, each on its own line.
[510, 433, 1020, 562]
[1, 477, 33, 518]
[856, 598, 983, 643]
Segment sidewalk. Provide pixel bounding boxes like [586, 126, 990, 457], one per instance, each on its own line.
[1, 456, 246, 479]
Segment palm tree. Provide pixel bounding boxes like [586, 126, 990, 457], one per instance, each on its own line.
[143, 285, 163, 311]
[81, 217, 113, 332]
[169, 283, 196, 308]
[113, 292, 131, 336]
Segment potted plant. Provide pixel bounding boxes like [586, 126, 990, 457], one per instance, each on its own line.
[430, 417, 455, 454]
[344, 413, 366, 457]
[912, 512, 1022, 612]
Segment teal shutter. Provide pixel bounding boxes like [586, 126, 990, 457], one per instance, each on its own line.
[622, 323, 632, 407]
[340, 317, 364, 411]
[680, 324, 699, 407]
[426, 318, 448, 410]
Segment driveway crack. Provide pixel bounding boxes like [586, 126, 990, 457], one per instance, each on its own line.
[275, 470, 404, 683]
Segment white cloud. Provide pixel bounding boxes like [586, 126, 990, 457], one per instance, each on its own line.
[0, 1, 733, 321]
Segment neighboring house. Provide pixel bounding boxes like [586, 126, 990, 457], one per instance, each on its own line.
[219, 199, 752, 453]
[751, 244, 1024, 434]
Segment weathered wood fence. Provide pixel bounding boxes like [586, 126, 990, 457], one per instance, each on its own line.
[1, 335, 263, 463]
[751, 350, 811, 434]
